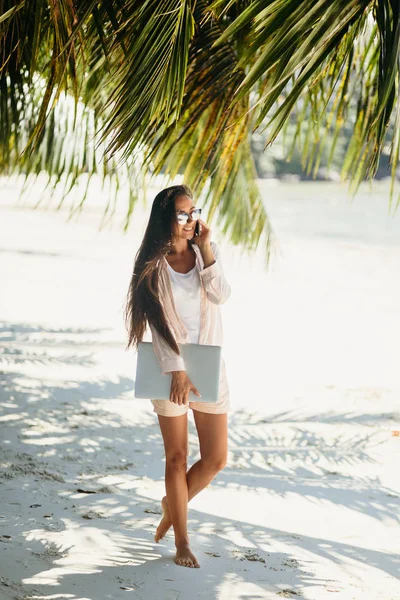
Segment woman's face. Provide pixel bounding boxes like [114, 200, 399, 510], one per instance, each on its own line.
[172, 194, 197, 241]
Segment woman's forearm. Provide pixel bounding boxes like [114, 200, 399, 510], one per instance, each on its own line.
[198, 242, 216, 268]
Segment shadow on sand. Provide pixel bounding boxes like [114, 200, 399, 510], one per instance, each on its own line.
[1, 320, 399, 599]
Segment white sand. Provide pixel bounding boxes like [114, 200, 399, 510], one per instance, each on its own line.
[0, 178, 399, 600]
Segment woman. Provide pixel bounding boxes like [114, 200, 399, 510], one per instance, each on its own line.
[125, 184, 231, 569]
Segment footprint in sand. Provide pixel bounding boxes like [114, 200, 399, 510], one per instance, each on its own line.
[283, 558, 299, 567]
[82, 510, 105, 519]
[231, 549, 266, 563]
[144, 507, 163, 515]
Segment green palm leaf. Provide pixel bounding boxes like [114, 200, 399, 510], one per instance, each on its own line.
[213, 0, 399, 204]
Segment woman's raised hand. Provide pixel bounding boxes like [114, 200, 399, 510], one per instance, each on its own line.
[170, 371, 201, 405]
[192, 219, 211, 248]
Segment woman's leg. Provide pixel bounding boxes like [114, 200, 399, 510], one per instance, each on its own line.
[156, 412, 227, 543]
[157, 413, 199, 568]
[187, 411, 228, 496]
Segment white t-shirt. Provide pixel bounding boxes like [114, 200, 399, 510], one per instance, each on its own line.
[167, 263, 201, 344]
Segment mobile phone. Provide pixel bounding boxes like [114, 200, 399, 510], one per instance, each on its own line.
[195, 221, 202, 236]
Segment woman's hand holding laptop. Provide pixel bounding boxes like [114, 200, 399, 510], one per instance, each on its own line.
[170, 371, 201, 405]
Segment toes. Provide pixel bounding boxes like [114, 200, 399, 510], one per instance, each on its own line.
[175, 558, 189, 567]
[174, 554, 200, 568]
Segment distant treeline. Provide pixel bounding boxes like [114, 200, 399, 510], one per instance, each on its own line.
[251, 119, 397, 181]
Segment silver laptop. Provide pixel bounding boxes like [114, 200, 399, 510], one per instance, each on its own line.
[135, 342, 221, 403]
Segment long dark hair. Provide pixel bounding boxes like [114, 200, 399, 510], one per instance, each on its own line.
[124, 184, 193, 354]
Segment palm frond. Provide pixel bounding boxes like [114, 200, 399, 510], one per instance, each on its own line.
[212, 0, 399, 206]
[140, 0, 273, 257]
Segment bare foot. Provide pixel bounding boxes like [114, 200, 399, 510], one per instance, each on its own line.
[175, 543, 200, 568]
[155, 496, 172, 543]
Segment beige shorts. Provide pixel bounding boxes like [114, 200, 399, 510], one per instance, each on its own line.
[151, 360, 230, 417]
[151, 394, 230, 417]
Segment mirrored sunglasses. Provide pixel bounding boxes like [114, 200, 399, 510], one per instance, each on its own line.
[176, 208, 201, 225]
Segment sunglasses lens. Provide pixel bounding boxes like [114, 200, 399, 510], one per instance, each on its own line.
[177, 208, 201, 224]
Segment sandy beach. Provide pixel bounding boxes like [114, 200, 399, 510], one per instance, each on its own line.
[0, 178, 399, 600]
